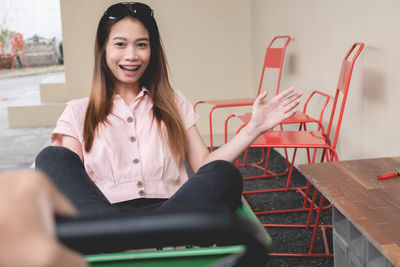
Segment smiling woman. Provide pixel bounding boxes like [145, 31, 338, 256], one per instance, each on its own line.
[34, 2, 301, 216]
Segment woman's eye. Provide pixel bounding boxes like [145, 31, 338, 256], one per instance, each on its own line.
[115, 42, 125, 47]
[137, 42, 148, 48]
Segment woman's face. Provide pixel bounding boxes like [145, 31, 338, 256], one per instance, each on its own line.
[105, 17, 151, 91]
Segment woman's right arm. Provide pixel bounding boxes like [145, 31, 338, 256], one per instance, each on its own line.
[61, 135, 84, 162]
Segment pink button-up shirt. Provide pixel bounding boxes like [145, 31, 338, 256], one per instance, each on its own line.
[51, 88, 199, 204]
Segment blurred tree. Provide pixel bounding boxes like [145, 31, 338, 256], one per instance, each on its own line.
[0, 29, 15, 44]
[0, 1, 14, 44]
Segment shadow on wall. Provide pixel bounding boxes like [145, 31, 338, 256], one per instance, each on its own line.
[360, 46, 386, 104]
[286, 52, 298, 76]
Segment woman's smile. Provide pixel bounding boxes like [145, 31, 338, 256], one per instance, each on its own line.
[119, 64, 141, 76]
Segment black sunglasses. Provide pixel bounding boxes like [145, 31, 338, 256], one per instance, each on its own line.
[104, 2, 154, 20]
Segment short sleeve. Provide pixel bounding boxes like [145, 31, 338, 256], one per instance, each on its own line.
[51, 98, 87, 146]
[174, 89, 200, 130]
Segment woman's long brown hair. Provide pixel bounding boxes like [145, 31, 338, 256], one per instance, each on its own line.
[83, 10, 186, 161]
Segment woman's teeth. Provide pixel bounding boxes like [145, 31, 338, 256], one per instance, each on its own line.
[120, 65, 140, 71]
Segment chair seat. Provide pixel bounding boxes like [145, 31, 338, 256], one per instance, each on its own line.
[250, 131, 328, 148]
[236, 112, 252, 123]
[199, 97, 255, 106]
[283, 111, 319, 124]
[236, 111, 319, 125]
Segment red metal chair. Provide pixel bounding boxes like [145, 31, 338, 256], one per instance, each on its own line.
[0, 42, 4, 74]
[227, 85, 331, 181]
[230, 42, 365, 257]
[228, 42, 363, 181]
[228, 66, 333, 179]
[9, 33, 29, 71]
[194, 36, 291, 151]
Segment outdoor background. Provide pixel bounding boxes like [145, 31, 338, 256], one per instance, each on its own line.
[0, 0, 63, 169]
[1, 1, 399, 266]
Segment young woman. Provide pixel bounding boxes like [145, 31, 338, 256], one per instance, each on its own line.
[35, 2, 301, 215]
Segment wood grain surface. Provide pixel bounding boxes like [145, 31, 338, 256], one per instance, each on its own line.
[299, 157, 400, 267]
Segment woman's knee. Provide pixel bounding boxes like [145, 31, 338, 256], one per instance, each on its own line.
[199, 160, 241, 178]
[35, 146, 81, 167]
[197, 160, 243, 193]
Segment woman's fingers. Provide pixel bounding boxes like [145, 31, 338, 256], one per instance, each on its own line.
[0, 170, 86, 267]
[284, 96, 301, 111]
[44, 175, 77, 217]
[282, 91, 302, 105]
[276, 87, 296, 102]
[254, 87, 302, 118]
[257, 87, 300, 106]
[44, 241, 88, 267]
[255, 90, 269, 105]
[280, 91, 302, 117]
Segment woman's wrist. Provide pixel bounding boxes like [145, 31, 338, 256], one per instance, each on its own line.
[241, 121, 263, 141]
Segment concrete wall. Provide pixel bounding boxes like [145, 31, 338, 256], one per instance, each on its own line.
[250, 0, 400, 161]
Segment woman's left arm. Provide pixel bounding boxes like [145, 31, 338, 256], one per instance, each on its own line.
[186, 87, 302, 173]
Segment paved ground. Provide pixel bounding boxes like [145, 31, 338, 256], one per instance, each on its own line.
[0, 69, 62, 169]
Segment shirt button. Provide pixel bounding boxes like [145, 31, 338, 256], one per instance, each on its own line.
[138, 190, 145, 197]
[137, 181, 144, 188]
[129, 136, 136, 142]
[132, 158, 140, 164]
[127, 117, 133, 123]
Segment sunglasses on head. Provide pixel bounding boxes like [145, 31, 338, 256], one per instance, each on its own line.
[104, 2, 154, 20]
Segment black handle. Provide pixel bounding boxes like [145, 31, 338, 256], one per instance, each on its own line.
[57, 206, 269, 266]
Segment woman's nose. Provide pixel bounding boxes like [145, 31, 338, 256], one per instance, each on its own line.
[125, 47, 139, 60]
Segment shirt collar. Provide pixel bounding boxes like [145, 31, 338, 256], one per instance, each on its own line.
[111, 87, 150, 118]
[113, 87, 149, 103]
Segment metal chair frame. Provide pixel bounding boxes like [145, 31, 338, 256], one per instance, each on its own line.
[9, 33, 29, 71]
[227, 89, 331, 180]
[194, 36, 291, 151]
[0, 42, 5, 74]
[230, 42, 365, 257]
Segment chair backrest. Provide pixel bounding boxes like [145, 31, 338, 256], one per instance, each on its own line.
[257, 36, 291, 97]
[326, 42, 365, 149]
[10, 33, 25, 52]
[0, 42, 4, 56]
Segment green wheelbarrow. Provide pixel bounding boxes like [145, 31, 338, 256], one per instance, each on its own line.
[57, 199, 271, 267]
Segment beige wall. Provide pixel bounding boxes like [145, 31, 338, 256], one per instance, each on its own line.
[32, 0, 399, 160]
[250, 0, 400, 161]
[60, 0, 254, 144]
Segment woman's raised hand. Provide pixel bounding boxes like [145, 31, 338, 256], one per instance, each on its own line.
[192, 87, 302, 165]
[249, 87, 302, 136]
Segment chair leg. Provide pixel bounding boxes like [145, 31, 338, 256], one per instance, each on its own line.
[265, 192, 333, 257]
[242, 147, 265, 167]
[308, 194, 326, 253]
[244, 149, 332, 234]
[243, 148, 299, 192]
[10, 55, 15, 71]
[242, 148, 289, 181]
[21, 53, 29, 68]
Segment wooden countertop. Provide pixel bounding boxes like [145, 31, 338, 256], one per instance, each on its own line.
[299, 157, 400, 267]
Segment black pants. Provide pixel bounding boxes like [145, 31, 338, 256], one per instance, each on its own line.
[35, 146, 243, 215]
